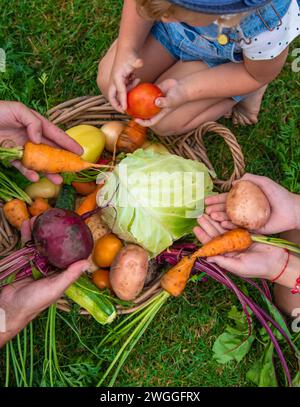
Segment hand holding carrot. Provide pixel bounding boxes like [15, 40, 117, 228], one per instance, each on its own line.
[205, 173, 300, 234]
[194, 214, 288, 280]
[0, 101, 83, 184]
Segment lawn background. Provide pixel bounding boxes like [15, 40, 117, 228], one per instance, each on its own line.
[0, 0, 299, 387]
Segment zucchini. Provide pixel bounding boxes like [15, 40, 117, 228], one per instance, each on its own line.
[65, 275, 116, 325]
[55, 184, 76, 210]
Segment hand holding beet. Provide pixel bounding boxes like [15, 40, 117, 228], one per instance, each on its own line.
[0, 259, 89, 348]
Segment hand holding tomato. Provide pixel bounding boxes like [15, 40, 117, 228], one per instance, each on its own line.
[126, 83, 163, 119]
[134, 79, 187, 127]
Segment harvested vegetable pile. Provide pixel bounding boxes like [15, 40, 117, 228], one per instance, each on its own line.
[1, 113, 300, 388]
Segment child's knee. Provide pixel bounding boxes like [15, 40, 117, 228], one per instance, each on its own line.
[97, 41, 117, 96]
[97, 57, 110, 96]
[151, 119, 181, 137]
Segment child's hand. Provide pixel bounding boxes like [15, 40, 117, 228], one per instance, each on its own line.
[194, 214, 287, 280]
[106, 48, 143, 113]
[135, 78, 187, 127]
[205, 173, 300, 234]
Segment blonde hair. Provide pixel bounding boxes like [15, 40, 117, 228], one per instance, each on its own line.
[135, 1, 246, 26]
[135, 0, 178, 19]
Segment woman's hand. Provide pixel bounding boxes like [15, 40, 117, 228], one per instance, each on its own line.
[105, 47, 144, 113]
[0, 259, 89, 348]
[0, 101, 83, 184]
[135, 78, 187, 127]
[205, 173, 300, 234]
[194, 214, 288, 280]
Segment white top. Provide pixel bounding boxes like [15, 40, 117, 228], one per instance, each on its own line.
[238, 0, 300, 60]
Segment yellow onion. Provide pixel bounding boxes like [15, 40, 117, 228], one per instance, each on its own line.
[101, 121, 126, 153]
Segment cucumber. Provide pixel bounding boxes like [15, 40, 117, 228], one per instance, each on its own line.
[55, 184, 76, 211]
[65, 275, 116, 325]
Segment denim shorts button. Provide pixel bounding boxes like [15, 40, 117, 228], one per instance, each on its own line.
[184, 29, 195, 41]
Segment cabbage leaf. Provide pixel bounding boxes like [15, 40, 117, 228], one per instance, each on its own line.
[100, 149, 214, 257]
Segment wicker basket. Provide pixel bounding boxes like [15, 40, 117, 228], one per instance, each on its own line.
[0, 95, 245, 315]
[0, 205, 19, 257]
[48, 95, 245, 315]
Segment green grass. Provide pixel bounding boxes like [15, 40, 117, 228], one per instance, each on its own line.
[0, 0, 299, 387]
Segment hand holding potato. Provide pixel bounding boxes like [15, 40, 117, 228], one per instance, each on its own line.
[205, 173, 300, 234]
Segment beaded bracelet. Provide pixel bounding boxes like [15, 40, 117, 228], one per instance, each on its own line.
[291, 278, 300, 295]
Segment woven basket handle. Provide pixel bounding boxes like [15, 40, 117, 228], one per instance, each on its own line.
[158, 121, 245, 192]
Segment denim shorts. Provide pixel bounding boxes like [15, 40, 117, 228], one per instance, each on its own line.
[151, 22, 245, 102]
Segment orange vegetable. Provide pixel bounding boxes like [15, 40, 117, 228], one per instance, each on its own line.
[117, 120, 147, 153]
[192, 228, 253, 258]
[126, 83, 163, 119]
[161, 229, 253, 297]
[72, 181, 97, 196]
[92, 269, 111, 291]
[76, 185, 102, 216]
[29, 197, 51, 217]
[160, 256, 195, 297]
[3, 199, 30, 229]
[22, 142, 104, 174]
[93, 233, 123, 268]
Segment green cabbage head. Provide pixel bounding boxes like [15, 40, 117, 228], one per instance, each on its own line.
[99, 149, 214, 257]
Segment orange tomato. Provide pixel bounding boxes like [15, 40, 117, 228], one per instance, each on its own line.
[126, 83, 163, 119]
[93, 233, 123, 268]
[92, 269, 111, 290]
[72, 181, 97, 196]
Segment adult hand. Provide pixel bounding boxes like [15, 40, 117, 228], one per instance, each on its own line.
[194, 214, 288, 280]
[0, 101, 83, 184]
[100, 47, 143, 113]
[135, 78, 187, 127]
[0, 259, 89, 348]
[204, 173, 300, 234]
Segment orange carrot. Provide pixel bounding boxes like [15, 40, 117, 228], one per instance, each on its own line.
[3, 199, 30, 229]
[160, 256, 195, 297]
[22, 142, 104, 174]
[117, 120, 147, 153]
[72, 181, 97, 196]
[161, 229, 253, 297]
[76, 185, 102, 216]
[192, 228, 252, 259]
[28, 197, 51, 217]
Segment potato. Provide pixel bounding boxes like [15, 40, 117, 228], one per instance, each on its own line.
[226, 180, 271, 230]
[110, 244, 148, 301]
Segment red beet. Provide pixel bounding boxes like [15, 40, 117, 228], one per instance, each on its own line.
[33, 208, 93, 269]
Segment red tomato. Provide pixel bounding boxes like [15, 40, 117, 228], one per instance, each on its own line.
[126, 83, 163, 119]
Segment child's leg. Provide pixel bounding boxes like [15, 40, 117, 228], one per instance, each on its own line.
[151, 61, 237, 136]
[97, 36, 176, 97]
[274, 229, 300, 317]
